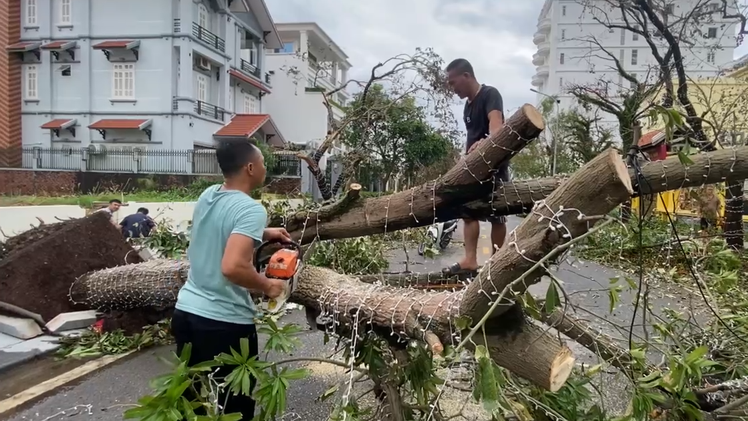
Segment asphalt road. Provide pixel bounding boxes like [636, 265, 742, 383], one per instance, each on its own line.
[3, 217, 710, 421]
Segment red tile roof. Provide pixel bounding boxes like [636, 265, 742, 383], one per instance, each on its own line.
[41, 41, 75, 50]
[88, 119, 151, 130]
[638, 130, 666, 148]
[92, 40, 137, 49]
[214, 114, 270, 137]
[228, 70, 271, 94]
[6, 42, 41, 52]
[41, 119, 75, 129]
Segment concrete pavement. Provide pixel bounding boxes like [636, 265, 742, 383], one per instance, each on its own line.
[2, 217, 709, 420]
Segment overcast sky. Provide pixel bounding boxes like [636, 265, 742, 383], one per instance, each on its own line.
[265, 0, 748, 120]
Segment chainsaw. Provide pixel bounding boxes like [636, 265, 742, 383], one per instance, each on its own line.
[253, 240, 303, 315]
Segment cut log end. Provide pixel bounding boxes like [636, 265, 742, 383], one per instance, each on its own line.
[608, 149, 634, 195]
[521, 103, 545, 131]
[549, 347, 576, 393]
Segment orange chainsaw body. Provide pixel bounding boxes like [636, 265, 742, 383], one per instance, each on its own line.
[264, 248, 301, 280]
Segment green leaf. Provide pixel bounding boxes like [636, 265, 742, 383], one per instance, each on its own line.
[678, 151, 694, 165]
[608, 285, 621, 313]
[453, 315, 472, 331]
[544, 281, 561, 313]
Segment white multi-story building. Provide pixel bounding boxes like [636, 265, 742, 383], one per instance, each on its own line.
[532, 0, 738, 129]
[264, 22, 352, 196]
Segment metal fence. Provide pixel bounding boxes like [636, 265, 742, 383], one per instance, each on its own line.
[17, 146, 301, 177]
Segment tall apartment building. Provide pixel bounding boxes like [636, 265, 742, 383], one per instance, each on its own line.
[264, 22, 352, 196]
[532, 0, 738, 129]
[3, 0, 287, 172]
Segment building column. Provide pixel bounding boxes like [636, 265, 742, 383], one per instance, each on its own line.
[178, 46, 193, 112]
[299, 30, 308, 56]
[331, 61, 338, 85]
[341, 66, 348, 84]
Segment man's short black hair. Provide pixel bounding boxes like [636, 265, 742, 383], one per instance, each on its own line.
[109, 199, 122, 204]
[446, 58, 475, 77]
[137, 207, 149, 214]
[216, 141, 261, 177]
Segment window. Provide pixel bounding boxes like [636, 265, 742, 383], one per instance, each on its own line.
[707, 51, 715, 64]
[620, 28, 626, 45]
[707, 27, 717, 38]
[633, 26, 640, 41]
[59, 0, 71, 24]
[708, 3, 720, 12]
[198, 4, 208, 29]
[274, 42, 295, 53]
[25, 0, 37, 26]
[196, 73, 208, 102]
[559, 53, 565, 64]
[561, 5, 566, 16]
[24, 65, 38, 99]
[248, 43, 258, 65]
[561, 29, 566, 40]
[631, 49, 638, 65]
[664, 4, 674, 14]
[60, 65, 71, 76]
[243, 93, 257, 114]
[609, 27, 614, 33]
[619, 49, 625, 64]
[559, 77, 564, 87]
[112, 63, 135, 99]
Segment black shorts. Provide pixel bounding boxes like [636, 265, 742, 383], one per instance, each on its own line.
[483, 165, 511, 224]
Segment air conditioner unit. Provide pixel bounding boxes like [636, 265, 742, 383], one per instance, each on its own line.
[197, 57, 211, 71]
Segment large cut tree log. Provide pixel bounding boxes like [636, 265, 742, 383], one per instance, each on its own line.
[72, 260, 574, 391]
[458, 149, 633, 322]
[277, 104, 545, 242]
[292, 266, 575, 392]
[281, 146, 748, 239]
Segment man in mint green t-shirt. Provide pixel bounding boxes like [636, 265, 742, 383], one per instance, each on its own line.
[172, 141, 289, 419]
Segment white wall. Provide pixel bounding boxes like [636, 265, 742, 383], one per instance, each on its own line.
[263, 53, 329, 147]
[0, 199, 304, 241]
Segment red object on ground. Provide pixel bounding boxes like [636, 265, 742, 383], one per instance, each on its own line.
[92, 319, 105, 334]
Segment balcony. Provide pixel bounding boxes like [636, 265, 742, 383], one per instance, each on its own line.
[192, 22, 225, 53]
[536, 64, 549, 77]
[532, 53, 544, 65]
[533, 32, 546, 45]
[194, 101, 227, 122]
[531, 75, 543, 87]
[538, 18, 552, 33]
[240, 59, 261, 79]
[538, 41, 551, 54]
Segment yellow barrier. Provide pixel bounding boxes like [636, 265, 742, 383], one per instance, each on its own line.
[631, 184, 747, 221]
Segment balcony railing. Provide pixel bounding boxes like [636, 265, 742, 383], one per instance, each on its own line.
[194, 100, 227, 121]
[240, 59, 261, 79]
[192, 22, 225, 52]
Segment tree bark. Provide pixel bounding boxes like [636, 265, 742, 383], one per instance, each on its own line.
[277, 104, 545, 243]
[458, 149, 633, 322]
[291, 266, 575, 392]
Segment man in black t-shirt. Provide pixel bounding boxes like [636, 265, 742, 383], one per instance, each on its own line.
[443, 58, 509, 277]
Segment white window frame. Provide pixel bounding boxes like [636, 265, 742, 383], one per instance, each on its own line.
[112, 63, 135, 99]
[59, 0, 72, 25]
[707, 51, 715, 64]
[631, 49, 638, 65]
[196, 73, 209, 102]
[25, 0, 37, 26]
[24, 65, 38, 100]
[198, 4, 209, 29]
[243, 93, 257, 114]
[561, 5, 566, 16]
[561, 29, 566, 40]
[559, 53, 565, 65]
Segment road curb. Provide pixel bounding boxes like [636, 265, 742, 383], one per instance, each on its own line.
[0, 350, 136, 415]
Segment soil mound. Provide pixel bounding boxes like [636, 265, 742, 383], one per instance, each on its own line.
[0, 212, 142, 322]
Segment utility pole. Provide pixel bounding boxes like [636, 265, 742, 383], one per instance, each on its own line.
[530, 88, 561, 176]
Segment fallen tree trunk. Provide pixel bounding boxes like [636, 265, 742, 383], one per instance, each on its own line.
[277, 104, 544, 242]
[458, 149, 634, 322]
[280, 146, 748, 238]
[292, 265, 575, 392]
